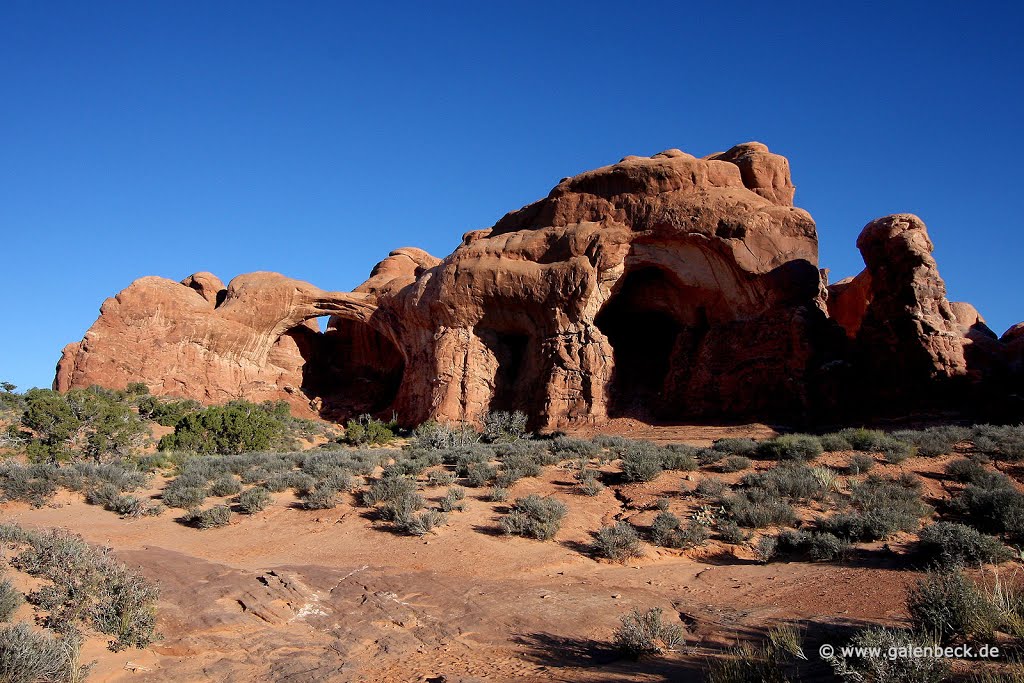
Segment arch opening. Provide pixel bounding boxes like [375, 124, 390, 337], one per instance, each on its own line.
[595, 266, 713, 421]
[288, 316, 405, 421]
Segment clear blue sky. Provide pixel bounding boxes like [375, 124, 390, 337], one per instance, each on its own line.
[2, 1, 1021, 390]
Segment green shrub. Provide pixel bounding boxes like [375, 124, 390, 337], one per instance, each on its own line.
[717, 520, 749, 545]
[893, 426, 969, 457]
[705, 626, 806, 683]
[946, 457, 988, 483]
[973, 425, 1024, 461]
[499, 495, 567, 540]
[183, 505, 231, 529]
[696, 448, 725, 466]
[401, 509, 447, 536]
[756, 434, 823, 461]
[363, 474, 417, 506]
[158, 400, 289, 454]
[593, 521, 643, 561]
[612, 607, 685, 658]
[0, 622, 89, 683]
[661, 444, 698, 471]
[741, 464, 827, 500]
[300, 486, 339, 510]
[917, 522, 1011, 567]
[21, 387, 146, 462]
[0, 578, 22, 622]
[237, 487, 271, 514]
[549, 436, 600, 459]
[379, 492, 424, 524]
[343, 414, 397, 445]
[881, 438, 914, 464]
[136, 395, 202, 426]
[950, 479, 1024, 538]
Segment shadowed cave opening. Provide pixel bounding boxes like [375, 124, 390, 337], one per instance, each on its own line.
[289, 317, 404, 421]
[595, 266, 711, 421]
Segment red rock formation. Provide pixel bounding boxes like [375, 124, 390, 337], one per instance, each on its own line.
[55, 144, 1022, 426]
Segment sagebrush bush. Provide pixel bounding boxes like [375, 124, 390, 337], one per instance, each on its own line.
[946, 457, 988, 483]
[720, 455, 752, 473]
[705, 626, 806, 683]
[0, 622, 89, 683]
[820, 433, 853, 452]
[237, 486, 271, 514]
[907, 569, 1001, 644]
[363, 474, 417, 506]
[300, 486, 339, 510]
[826, 626, 949, 683]
[756, 434, 823, 461]
[721, 489, 797, 529]
[485, 486, 508, 502]
[847, 453, 875, 475]
[183, 505, 231, 529]
[973, 425, 1024, 462]
[949, 475, 1024, 538]
[161, 482, 207, 509]
[0, 577, 22, 622]
[893, 426, 969, 457]
[6, 525, 160, 651]
[343, 414, 397, 445]
[440, 486, 466, 512]
[775, 529, 850, 562]
[717, 520, 749, 544]
[650, 512, 709, 549]
[917, 522, 1011, 567]
[401, 509, 447, 536]
[593, 521, 643, 561]
[426, 469, 456, 487]
[499, 495, 567, 540]
[694, 477, 727, 497]
[619, 442, 664, 482]
[549, 436, 599, 459]
[661, 444, 698, 471]
[612, 607, 685, 658]
[481, 411, 528, 443]
[209, 475, 242, 497]
[818, 474, 930, 542]
[712, 438, 759, 456]
[741, 463, 828, 501]
[837, 428, 892, 452]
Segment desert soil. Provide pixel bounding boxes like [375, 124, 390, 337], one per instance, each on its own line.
[0, 424, 960, 682]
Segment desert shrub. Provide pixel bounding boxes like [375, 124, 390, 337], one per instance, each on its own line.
[946, 457, 989, 483]
[0, 622, 90, 683]
[820, 433, 853, 452]
[158, 400, 291, 454]
[826, 626, 949, 683]
[973, 425, 1024, 462]
[755, 434, 823, 461]
[705, 626, 806, 683]
[236, 486, 271, 514]
[591, 434, 629, 450]
[209, 475, 242, 497]
[717, 520, 749, 544]
[848, 453, 875, 475]
[650, 512, 709, 549]
[741, 463, 827, 500]
[485, 486, 507, 502]
[411, 420, 480, 449]
[440, 486, 466, 512]
[837, 428, 892, 452]
[379, 491, 425, 524]
[464, 462, 497, 487]
[916, 522, 1011, 567]
[576, 470, 605, 496]
[7, 525, 159, 651]
[161, 482, 207, 509]
[694, 477, 727, 497]
[496, 452, 542, 486]
[401, 509, 447, 536]
[426, 469, 456, 487]
[21, 387, 147, 462]
[499, 495, 567, 540]
[661, 444, 699, 471]
[893, 426, 969, 457]
[881, 438, 914, 464]
[720, 455, 752, 473]
[721, 489, 797, 528]
[754, 535, 778, 563]
[343, 414, 397, 445]
[0, 578, 22, 622]
[0, 462, 61, 507]
[907, 569, 1002, 644]
[182, 505, 231, 529]
[481, 411, 528, 443]
[136, 395, 202, 426]
[593, 521, 643, 561]
[612, 607, 685, 658]
[549, 436, 599, 459]
[949, 477, 1024, 538]
[300, 486, 339, 510]
[363, 474, 417, 506]
[775, 529, 850, 562]
[619, 442, 664, 483]
[696, 448, 725, 466]
[712, 438, 759, 456]
[818, 474, 930, 542]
